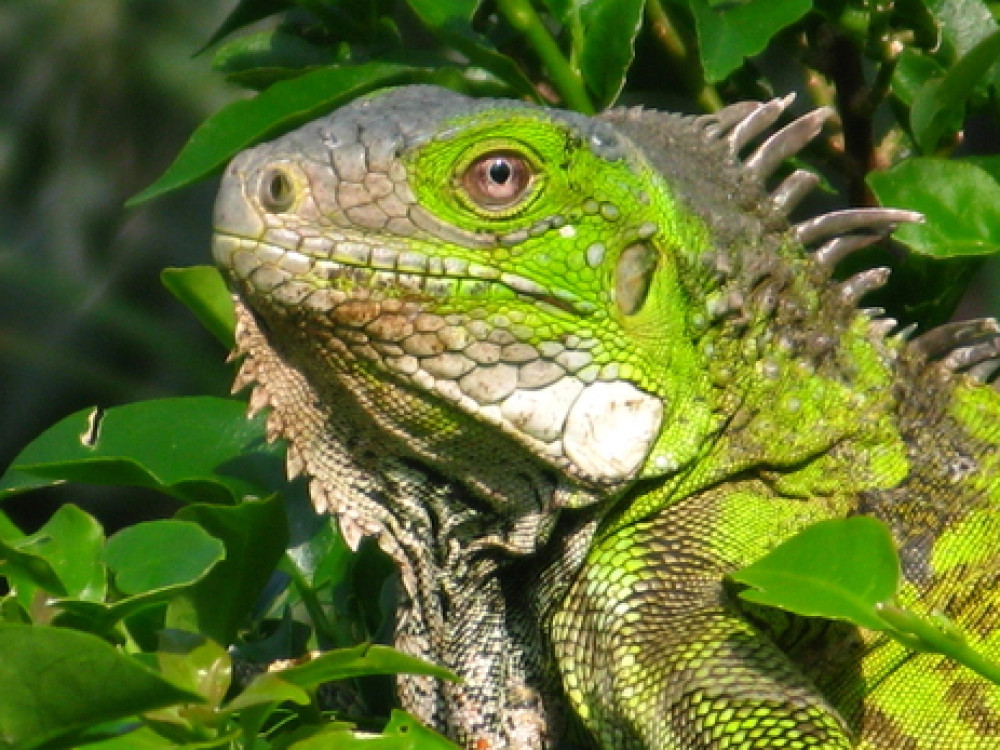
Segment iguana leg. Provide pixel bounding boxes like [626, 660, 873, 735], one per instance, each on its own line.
[552, 483, 855, 749]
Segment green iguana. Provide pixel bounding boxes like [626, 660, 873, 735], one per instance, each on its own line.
[211, 85, 1000, 749]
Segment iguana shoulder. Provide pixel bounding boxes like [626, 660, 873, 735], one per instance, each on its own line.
[212, 85, 1000, 749]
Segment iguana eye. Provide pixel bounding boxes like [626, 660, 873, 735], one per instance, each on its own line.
[462, 152, 533, 210]
[259, 167, 295, 213]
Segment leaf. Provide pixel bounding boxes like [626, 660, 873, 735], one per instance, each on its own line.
[867, 157, 1000, 257]
[0, 625, 202, 750]
[404, 0, 541, 101]
[572, 0, 645, 109]
[285, 710, 460, 749]
[688, 0, 812, 83]
[909, 29, 1000, 153]
[730, 516, 900, 632]
[223, 671, 310, 712]
[155, 631, 232, 709]
[197, 0, 292, 53]
[161, 266, 236, 349]
[0, 397, 281, 505]
[926, 0, 998, 61]
[126, 62, 441, 205]
[277, 643, 459, 688]
[212, 28, 338, 78]
[16, 504, 106, 601]
[105, 520, 226, 596]
[168, 495, 289, 645]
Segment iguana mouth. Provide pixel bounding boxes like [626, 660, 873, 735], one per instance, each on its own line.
[212, 231, 591, 316]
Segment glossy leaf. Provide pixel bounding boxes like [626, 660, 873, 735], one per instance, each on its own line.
[198, 0, 292, 53]
[127, 62, 441, 205]
[277, 643, 459, 688]
[286, 710, 460, 749]
[161, 266, 236, 349]
[0, 625, 202, 750]
[689, 0, 812, 82]
[105, 520, 225, 596]
[212, 28, 338, 80]
[731, 516, 900, 632]
[405, 0, 539, 100]
[16, 504, 106, 601]
[910, 29, 1000, 153]
[868, 157, 1000, 257]
[571, 0, 645, 109]
[0, 397, 279, 505]
[169, 495, 289, 644]
[155, 630, 232, 709]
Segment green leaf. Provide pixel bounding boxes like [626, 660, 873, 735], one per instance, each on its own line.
[277, 643, 459, 688]
[731, 516, 900, 632]
[104, 520, 225, 595]
[0, 397, 280, 505]
[926, 0, 998, 61]
[212, 28, 338, 78]
[224, 671, 310, 713]
[126, 62, 441, 205]
[285, 710, 460, 749]
[867, 157, 1000, 257]
[0, 625, 202, 750]
[161, 266, 236, 349]
[910, 28, 1000, 152]
[405, 0, 540, 101]
[198, 0, 292, 53]
[689, 0, 812, 83]
[891, 48, 946, 108]
[17, 504, 106, 601]
[571, 0, 645, 109]
[155, 630, 232, 708]
[169, 495, 289, 644]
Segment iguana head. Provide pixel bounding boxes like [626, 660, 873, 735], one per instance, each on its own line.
[213, 85, 917, 506]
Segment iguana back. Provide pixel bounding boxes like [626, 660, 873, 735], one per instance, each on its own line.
[211, 85, 1000, 748]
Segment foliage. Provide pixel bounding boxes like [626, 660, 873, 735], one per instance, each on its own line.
[4, 0, 1000, 746]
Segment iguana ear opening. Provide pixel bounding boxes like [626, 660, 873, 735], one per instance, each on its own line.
[615, 243, 658, 316]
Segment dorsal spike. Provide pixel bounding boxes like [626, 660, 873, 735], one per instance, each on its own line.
[910, 318, 1000, 360]
[942, 338, 1000, 373]
[697, 101, 763, 140]
[968, 359, 1000, 382]
[838, 267, 890, 305]
[769, 169, 821, 215]
[746, 107, 834, 183]
[725, 95, 795, 154]
[868, 316, 899, 338]
[794, 208, 923, 246]
[812, 233, 885, 270]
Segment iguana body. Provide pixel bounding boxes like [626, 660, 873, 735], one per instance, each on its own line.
[212, 85, 1000, 748]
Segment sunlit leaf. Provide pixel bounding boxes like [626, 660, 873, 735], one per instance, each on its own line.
[868, 157, 1000, 257]
[0, 625, 201, 750]
[0, 397, 280, 505]
[731, 517, 900, 632]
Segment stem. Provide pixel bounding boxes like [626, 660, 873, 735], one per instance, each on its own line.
[285, 554, 339, 646]
[644, 0, 723, 112]
[497, 0, 595, 114]
[877, 603, 1000, 686]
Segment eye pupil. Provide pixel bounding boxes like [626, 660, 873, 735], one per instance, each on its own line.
[488, 159, 512, 185]
[462, 151, 532, 211]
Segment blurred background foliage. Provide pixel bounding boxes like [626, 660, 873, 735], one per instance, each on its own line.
[0, 1, 239, 528]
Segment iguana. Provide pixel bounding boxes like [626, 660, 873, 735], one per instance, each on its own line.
[211, 85, 1000, 749]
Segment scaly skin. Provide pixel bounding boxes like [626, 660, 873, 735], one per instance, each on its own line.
[212, 85, 1000, 748]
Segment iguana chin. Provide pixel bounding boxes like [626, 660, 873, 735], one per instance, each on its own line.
[211, 85, 1000, 748]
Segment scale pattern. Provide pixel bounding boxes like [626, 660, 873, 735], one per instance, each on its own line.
[212, 85, 1000, 748]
